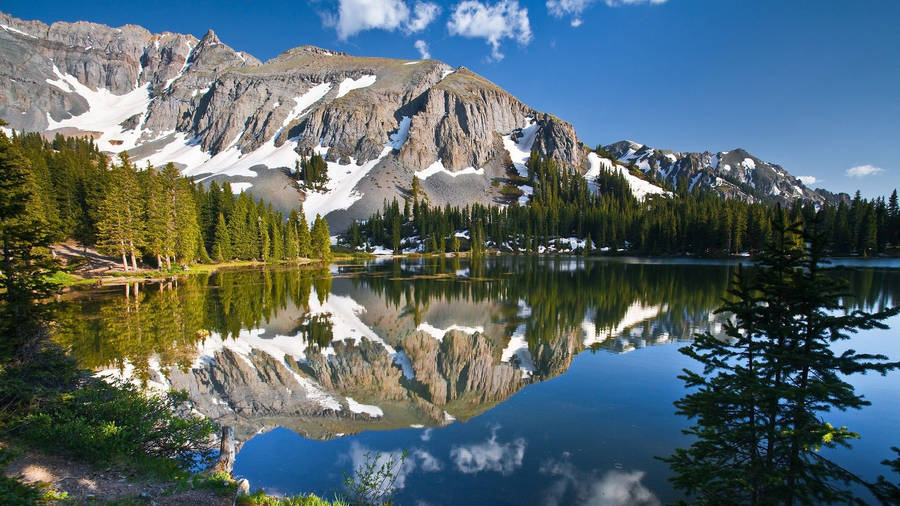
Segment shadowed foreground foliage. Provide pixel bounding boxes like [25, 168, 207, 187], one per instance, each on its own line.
[664, 216, 900, 504]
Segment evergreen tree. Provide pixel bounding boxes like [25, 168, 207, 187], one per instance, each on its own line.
[95, 154, 145, 270]
[213, 212, 232, 262]
[311, 214, 332, 263]
[665, 220, 900, 504]
[0, 128, 60, 355]
[143, 167, 170, 268]
[297, 210, 312, 258]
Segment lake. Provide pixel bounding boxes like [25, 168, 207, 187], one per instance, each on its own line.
[54, 257, 900, 505]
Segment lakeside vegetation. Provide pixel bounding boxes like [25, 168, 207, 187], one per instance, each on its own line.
[9, 131, 333, 274]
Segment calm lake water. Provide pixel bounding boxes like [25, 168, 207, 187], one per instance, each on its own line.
[55, 257, 900, 505]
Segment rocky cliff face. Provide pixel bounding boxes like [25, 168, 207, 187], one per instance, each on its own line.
[1, 10, 829, 230]
[0, 10, 584, 230]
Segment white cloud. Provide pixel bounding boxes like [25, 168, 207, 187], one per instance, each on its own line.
[547, 0, 667, 27]
[345, 442, 442, 493]
[325, 0, 440, 40]
[797, 176, 818, 185]
[450, 427, 526, 474]
[414, 39, 431, 59]
[539, 456, 660, 506]
[409, 2, 442, 32]
[846, 164, 885, 178]
[447, 0, 532, 61]
[414, 449, 443, 471]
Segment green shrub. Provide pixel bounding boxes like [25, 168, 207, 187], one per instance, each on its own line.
[15, 381, 215, 472]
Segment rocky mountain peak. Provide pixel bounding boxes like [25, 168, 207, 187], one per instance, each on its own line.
[0, 9, 832, 232]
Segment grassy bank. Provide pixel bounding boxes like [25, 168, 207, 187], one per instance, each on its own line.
[0, 342, 351, 504]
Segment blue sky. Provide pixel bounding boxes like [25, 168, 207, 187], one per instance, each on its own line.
[5, 0, 899, 197]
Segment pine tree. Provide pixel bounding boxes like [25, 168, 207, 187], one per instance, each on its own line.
[0, 127, 60, 354]
[311, 214, 332, 263]
[168, 164, 201, 265]
[285, 221, 299, 260]
[665, 219, 900, 504]
[95, 154, 145, 271]
[143, 167, 170, 268]
[297, 210, 312, 258]
[213, 212, 232, 262]
[391, 213, 402, 254]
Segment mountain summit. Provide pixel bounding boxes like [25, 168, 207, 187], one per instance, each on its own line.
[0, 11, 832, 231]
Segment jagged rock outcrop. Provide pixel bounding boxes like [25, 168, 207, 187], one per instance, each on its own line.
[304, 339, 406, 400]
[402, 330, 526, 406]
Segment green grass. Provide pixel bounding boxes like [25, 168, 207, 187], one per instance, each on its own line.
[238, 490, 349, 506]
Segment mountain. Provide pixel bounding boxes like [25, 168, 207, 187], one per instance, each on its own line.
[0, 11, 833, 232]
[604, 141, 844, 205]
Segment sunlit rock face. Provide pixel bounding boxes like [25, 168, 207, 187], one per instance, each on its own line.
[0, 11, 585, 231]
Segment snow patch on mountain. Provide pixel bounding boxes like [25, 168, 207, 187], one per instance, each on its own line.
[280, 83, 333, 135]
[388, 116, 412, 150]
[414, 160, 485, 179]
[302, 147, 392, 223]
[346, 397, 383, 417]
[1, 23, 36, 38]
[582, 302, 663, 348]
[45, 65, 153, 152]
[336, 74, 376, 98]
[586, 152, 668, 201]
[501, 325, 536, 378]
[229, 182, 253, 194]
[501, 118, 538, 178]
[416, 323, 484, 342]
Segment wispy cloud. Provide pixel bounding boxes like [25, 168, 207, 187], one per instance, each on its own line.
[547, 0, 668, 27]
[447, 0, 532, 61]
[409, 2, 441, 32]
[344, 442, 442, 493]
[414, 39, 431, 59]
[450, 426, 526, 474]
[539, 454, 660, 506]
[846, 164, 885, 178]
[322, 0, 440, 40]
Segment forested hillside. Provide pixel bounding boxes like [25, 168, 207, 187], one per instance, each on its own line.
[8, 131, 333, 270]
[349, 152, 900, 257]
[7, 129, 898, 263]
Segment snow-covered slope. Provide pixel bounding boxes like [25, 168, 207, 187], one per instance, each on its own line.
[585, 152, 669, 201]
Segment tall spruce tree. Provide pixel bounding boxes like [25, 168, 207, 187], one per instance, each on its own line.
[213, 212, 232, 262]
[95, 154, 144, 271]
[298, 210, 312, 258]
[664, 219, 900, 504]
[311, 214, 332, 262]
[0, 127, 59, 355]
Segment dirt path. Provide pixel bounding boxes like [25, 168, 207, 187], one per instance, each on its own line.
[2, 445, 233, 505]
[52, 241, 138, 275]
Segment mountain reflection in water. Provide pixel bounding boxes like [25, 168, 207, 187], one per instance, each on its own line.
[54, 257, 900, 503]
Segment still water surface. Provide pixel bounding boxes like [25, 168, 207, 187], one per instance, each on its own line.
[56, 257, 900, 504]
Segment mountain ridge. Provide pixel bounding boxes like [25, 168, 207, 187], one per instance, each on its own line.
[0, 10, 838, 232]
